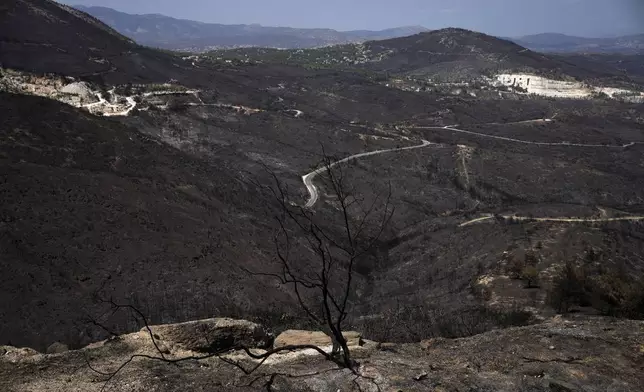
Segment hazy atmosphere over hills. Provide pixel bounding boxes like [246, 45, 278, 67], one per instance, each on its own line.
[56, 5, 644, 54]
[2, 0, 644, 391]
[61, 0, 644, 37]
[71, 5, 430, 50]
[62, 1, 644, 52]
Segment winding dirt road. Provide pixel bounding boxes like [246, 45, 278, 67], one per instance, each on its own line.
[82, 92, 137, 116]
[82, 89, 205, 117]
[103, 96, 137, 117]
[82, 92, 107, 109]
[302, 117, 642, 208]
[460, 214, 644, 227]
[301, 116, 642, 226]
[416, 125, 637, 148]
[416, 121, 643, 226]
[302, 139, 434, 208]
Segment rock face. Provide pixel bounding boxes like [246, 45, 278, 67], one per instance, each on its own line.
[274, 330, 363, 348]
[46, 342, 69, 354]
[494, 73, 644, 101]
[60, 82, 93, 98]
[145, 318, 273, 353]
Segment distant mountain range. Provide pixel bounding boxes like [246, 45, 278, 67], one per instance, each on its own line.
[509, 33, 644, 54]
[74, 5, 429, 51]
[74, 6, 644, 55]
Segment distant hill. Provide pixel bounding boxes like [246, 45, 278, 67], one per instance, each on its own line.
[216, 28, 622, 83]
[0, 0, 267, 89]
[1, 0, 131, 75]
[510, 33, 644, 54]
[363, 28, 562, 76]
[0, 0, 184, 83]
[361, 29, 644, 85]
[74, 5, 429, 51]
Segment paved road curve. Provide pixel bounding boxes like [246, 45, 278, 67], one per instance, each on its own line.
[302, 139, 434, 208]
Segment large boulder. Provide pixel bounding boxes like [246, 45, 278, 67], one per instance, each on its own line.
[274, 330, 363, 349]
[46, 342, 69, 354]
[144, 318, 273, 353]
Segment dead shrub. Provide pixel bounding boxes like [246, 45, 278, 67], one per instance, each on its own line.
[548, 260, 644, 319]
[521, 266, 539, 288]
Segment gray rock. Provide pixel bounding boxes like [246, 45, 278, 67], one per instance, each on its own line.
[548, 379, 578, 392]
[46, 342, 69, 354]
[414, 371, 428, 381]
[145, 318, 273, 353]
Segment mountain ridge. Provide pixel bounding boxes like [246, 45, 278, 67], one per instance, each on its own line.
[214, 27, 636, 84]
[69, 5, 644, 54]
[73, 5, 429, 51]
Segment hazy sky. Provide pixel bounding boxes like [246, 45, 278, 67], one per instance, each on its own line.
[61, 0, 644, 37]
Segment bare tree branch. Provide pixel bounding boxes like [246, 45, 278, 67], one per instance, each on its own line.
[243, 148, 395, 370]
[89, 148, 394, 388]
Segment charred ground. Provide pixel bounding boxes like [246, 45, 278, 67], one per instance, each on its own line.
[1, 0, 644, 357]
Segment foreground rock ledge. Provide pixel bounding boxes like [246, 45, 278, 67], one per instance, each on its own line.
[144, 317, 274, 352]
[1, 316, 643, 391]
[274, 330, 363, 348]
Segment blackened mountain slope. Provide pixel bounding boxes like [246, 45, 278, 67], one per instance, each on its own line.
[0, 93, 288, 350]
[1, 0, 132, 74]
[217, 28, 627, 83]
[0, 0, 220, 85]
[552, 53, 644, 85]
[374, 28, 530, 54]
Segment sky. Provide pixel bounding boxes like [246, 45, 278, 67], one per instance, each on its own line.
[60, 0, 644, 37]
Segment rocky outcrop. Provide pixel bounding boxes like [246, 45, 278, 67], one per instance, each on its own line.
[274, 330, 363, 348]
[1, 316, 643, 391]
[145, 318, 273, 353]
[60, 82, 93, 98]
[0, 346, 40, 363]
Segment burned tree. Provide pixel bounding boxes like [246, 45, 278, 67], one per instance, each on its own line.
[250, 153, 395, 369]
[86, 152, 394, 388]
